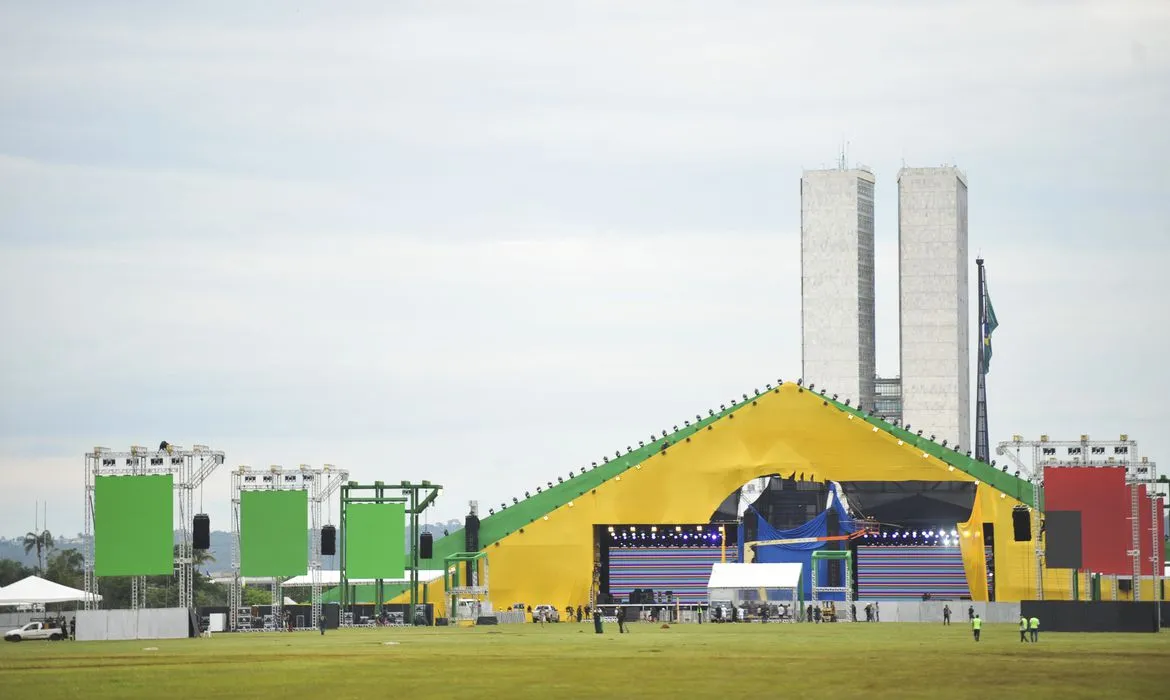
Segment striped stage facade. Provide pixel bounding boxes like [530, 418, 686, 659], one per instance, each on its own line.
[607, 547, 724, 604]
[857, 546, 971, 599]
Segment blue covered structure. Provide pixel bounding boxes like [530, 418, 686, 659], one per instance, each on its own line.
[749, 482, 858, 601]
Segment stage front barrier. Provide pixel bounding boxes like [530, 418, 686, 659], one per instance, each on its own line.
[76, 608, 189, 641]
[1021, 601, 1161, 633]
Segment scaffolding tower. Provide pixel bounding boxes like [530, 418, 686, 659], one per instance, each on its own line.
[996, 434, 1163, 610]
[229, 464, 348, 632]
[84, 444, 223, 612]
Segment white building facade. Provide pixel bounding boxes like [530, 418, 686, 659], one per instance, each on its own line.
[800, 168, 876, 410]
[897, 167, 970, 449]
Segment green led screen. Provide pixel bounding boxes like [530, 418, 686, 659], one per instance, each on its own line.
[94, 475, 174, 576]
[345, 503, 406, 579]
[240, 490, 308, 577]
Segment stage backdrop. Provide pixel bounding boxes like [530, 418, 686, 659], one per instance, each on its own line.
[94, 475, 174, 576]
[240, 490, 308, 577]
[345, 503, 406, 579]
[1043, 467, 1130, 575]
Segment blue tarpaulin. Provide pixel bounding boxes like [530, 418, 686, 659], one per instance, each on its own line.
[750, 483, 858, 600]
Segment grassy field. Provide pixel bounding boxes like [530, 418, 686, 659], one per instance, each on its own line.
[2, 622, 1168, 699]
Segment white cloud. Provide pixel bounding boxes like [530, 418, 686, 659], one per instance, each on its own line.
[1, 0, 1169, 534]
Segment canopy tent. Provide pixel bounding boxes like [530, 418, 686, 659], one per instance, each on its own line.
[282, 569, 444, 587]
[707, 562, 802, 611]
[0, 576, 101, 605]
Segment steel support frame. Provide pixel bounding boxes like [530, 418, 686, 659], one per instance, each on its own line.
[339, 480, 441, 621]
[809, 549, 853, 613]
[84, 444, 223, 612]
[996, 436, 1161, 608]
[229, 464, 348, 632]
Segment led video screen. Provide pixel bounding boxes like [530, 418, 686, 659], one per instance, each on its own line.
[240, 489, 308, 577]
[94, 475, 174, 576]
[345, 503, 406, 579]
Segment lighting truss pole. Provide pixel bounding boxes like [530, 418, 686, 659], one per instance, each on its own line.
[996, 434, 1154, 603]
[338, 480, 442, 619]
[229, 464, 347, 632]
[84, 444, 223, 612]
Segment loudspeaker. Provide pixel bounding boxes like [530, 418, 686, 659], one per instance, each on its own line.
[193, 514, 210, 550]
[1013, 508, 1031, 541]
[321, 525, 336, 556]
[419, 532, 433, 559]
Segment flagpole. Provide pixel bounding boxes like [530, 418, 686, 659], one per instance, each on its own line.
[975, 258, 990, 465]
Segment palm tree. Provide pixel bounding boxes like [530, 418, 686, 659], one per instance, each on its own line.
[22, 529, 54, 571]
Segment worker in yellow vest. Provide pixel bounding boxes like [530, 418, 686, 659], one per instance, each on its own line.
[971, 614, 982, 642]
[1029, 615, 1039, 642]
[1019, 615, 1028, 642]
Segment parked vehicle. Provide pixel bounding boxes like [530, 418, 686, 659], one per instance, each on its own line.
[4, 621, 65, 642]
[532, 604, 560, 622]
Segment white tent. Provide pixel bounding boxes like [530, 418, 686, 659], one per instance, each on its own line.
[0, 576, 101, 605]
[707, 562, 802, 611]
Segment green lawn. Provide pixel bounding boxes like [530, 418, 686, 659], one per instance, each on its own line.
[1, 622, 1167, 699]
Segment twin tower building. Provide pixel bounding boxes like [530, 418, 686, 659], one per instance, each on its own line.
[800, 165, 970, 451]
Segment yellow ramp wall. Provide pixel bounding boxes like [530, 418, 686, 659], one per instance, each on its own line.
[483, 385, 981, 610]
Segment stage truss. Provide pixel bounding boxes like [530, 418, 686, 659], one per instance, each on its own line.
[997, 435, 1162, 608]
[83, 444, 224, 611]
[229, 464, 347, 632]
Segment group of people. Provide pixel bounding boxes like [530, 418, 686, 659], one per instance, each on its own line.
[963, 606, 1040, 643]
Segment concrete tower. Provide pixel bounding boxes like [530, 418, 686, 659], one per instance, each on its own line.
[800, 167, 877, 410]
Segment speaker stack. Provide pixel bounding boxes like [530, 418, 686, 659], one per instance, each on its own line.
[320, 525, 336, 556]
[193, 514, 210, 550]
[1012, 507, 1031, 541]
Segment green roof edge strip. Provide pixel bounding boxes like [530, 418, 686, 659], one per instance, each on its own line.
[365, 385, 1038, 602]
[815, 392, 1038, 507]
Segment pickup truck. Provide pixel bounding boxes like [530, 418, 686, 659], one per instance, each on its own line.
[4, 621, 65, 642]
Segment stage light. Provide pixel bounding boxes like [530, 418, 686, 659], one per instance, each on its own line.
[797, 378, 803, 386]
[650, 526, 657, 532]
[720, 404, 726, 411]
[1002, 465, 1008, 472]
[489, 508, 495, 515]
[844, 398, 850, 406]
[1014, 471, 1021, 477]
[966, 450, 972, 457]
[942, 440, 948, 447]
[917, 430, 924, 437]
[673, 425, 678, 432]
[904, 424, 911, 431]
[754, 388, 760, 397]
[569, 471, 575, 478]
[608, 526, 615, 533]
[697, 525, 704, 531]
[991, 460, 997, 467]
[536, 486, 542, 493]
[808, 383, 815, 391]
[766, 383, 773, 390]
[930, 434, 936, 441]
[627, 446, 632, 453]
[675, 526, 682, 532]
[832, 393, 838, 400]
[513, 497, 519, 504]
[708, 409, 714, 416]
[525, 491, 530, 497]
[629, 526, 636, 532]
[684, 420, 691, 427]
[556, 477, 563, 484]
[638, 441, 644, 448]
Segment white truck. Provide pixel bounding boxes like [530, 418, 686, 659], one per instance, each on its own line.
[4, 621, 66, 642]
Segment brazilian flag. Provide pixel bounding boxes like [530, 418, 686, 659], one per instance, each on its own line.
[982, 287, 998, 373]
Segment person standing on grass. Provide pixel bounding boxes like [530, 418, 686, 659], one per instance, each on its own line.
[943, 605, 951, 625]
[1029, 615, 1039, 642]
[617, 606, 627, 634]
[971, 614, 982, 642]
[1019, 615, 1028, 642]
[318, 614, 326, 636]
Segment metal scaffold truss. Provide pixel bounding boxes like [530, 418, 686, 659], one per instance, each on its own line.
[83, 444, 224, 611]
[995, 434, 1163, 608]
[229, 464, 347, 632]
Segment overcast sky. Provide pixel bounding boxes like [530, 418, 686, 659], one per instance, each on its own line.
[1, 1, 1168, 538]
